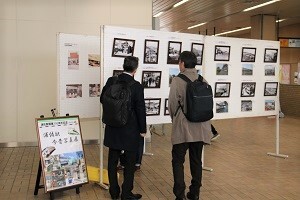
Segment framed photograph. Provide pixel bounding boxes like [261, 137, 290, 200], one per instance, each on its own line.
[191, 43, 204, 65]
[216, 101, 228, 113]
[66, 84, 82, 98]
[216, 63, 229, 75]
[265, 65, 275, 76]
[241, 47, 256, 62]
[242, 64, 253, 75]
[142, 71, 162, 88]
[264, 82, 278, 96]
[164, 99, 169, 115]
[144, 40, 159, 64]
[241, 82, 256, 97]
[113, 70, 124, 77]
[36, 116, 88, 193]
[169, 68, 180, 85]
[264, 48, 278, 63]
[214, 82, 231, 98]
[89, 84, 100, 97]
[167, 41, 182, 64]
[265, 100, 275, 111]
[145, 98, 161, 116]
[112, 38, 135, 57]
[214, 45, 230, 61]
[241, 100, 252, 112]
[88, 54, 100, 67]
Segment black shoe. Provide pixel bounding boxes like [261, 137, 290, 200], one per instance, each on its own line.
[111, 195, 120, 200]
[175, 197, 186, 200]
[186, 192, 199, 200]
[121, 193, 142, 200]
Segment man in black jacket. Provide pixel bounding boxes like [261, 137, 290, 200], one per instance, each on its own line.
[100, 56, 146, 200]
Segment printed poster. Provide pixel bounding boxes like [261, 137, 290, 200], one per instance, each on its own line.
[280, 64, 290, 84]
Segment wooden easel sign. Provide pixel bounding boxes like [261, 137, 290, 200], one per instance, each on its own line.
[36, 116, 88, 193]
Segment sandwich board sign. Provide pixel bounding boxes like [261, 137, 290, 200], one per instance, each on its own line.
[36, 116, 88, 193]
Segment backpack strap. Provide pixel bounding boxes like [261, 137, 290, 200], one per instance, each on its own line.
[177, 73, 192, 83]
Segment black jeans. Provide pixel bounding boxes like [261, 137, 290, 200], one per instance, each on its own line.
[211, 124, 218, 136]
[172, 142, 204, 198]
[108, 148, 136, 198]
[120, 136, 144, 166]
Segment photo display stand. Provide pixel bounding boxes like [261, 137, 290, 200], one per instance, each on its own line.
[35, 115, 89, 199]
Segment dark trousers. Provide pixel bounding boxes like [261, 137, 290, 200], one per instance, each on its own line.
[120, 136, 144, 166]
[108, 148, 136, 198]
[172, 142, 204, 198]
[211, 124, 218, 136]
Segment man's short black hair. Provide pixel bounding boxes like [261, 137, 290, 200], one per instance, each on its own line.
[179, 51, 197, 68]
[123, 56, 139, 72]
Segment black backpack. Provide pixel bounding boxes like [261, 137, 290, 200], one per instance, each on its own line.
[101, 77, 136, 127]
[176, 74, 213, 122]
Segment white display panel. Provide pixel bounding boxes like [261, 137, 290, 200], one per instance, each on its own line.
[204, 36, 280, 119]
[101, 26, 204, 124]
[58, 33, 100, 118]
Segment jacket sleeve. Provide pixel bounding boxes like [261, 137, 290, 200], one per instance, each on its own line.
[134, 84, 147, 133]
[168, 77, 181, 120]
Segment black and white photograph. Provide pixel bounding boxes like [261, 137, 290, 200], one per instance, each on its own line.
[265, 100, 275, 111]
[169, 68, 180, 85]
[242, 64, 253, 75]
[191, 43, 204, 65]
[241, 47, 256, 62]
[112, 38, 135, 57]
[241, 100, 252, 112]
[144, 40, 159, 64]
[164, 99, 169, 115]
[214, 45, 230, 61]
[89, 84, 100, 97]
[216, 63, 229, 75]
[264, 82, 278, 96]
[68, 51, 79, 70]
[241, 82, 256, 97]
[214, 82, 231, 98]
[66, 84, 82, 98]
[113, 70, 124, 77]
[216, 101, 228, 113]
[264, 48, 278, 63]
[142, 71, 162, 88]
[88, 54, 100, 67]
[167, 41, 182, 64]
[145, 98, 161, 116]
[265, 65, 275, 76]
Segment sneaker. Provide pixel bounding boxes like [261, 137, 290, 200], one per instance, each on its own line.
[117, 165, 124, 171]
[186, 192, 199, 200]
[211, 133, 220, 141]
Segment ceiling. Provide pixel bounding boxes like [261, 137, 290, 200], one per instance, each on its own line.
[153, 0, 300, 36]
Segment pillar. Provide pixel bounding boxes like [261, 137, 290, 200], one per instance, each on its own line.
[251, 14, 277, 40]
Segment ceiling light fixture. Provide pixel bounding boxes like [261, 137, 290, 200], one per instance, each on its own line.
[187, 22, 207, 30]
[173, 0, 189, 8]
[153, 11, 164, 18]
[215, 26, 251, 36]
[243, 0, 281, 12]
[276, 18, 286, 23]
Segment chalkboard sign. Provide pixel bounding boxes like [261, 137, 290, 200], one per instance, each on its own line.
[36, 116, 88, 193]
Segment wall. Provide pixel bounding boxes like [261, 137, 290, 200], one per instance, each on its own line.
[0, 0, 152, 144]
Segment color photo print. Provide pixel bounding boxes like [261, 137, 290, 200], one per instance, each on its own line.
[241, 100, 252, 112]
[169, 68, 180, 85]
[216, 63, 229, 75]
[241, 82, 256, 97]
[112, 38, 135, 57]
[216, 101, 228, 113]
[88, 54, 100, 67]
[145, 98, 161, 116]
[164, 99, 169, 115]
[214, 82, 231, 98]
[66, 84, 82, 98]
[191, 43, 204, 65]
[142, 71, 162, 88]
[242, 64, 253, 75]
[264, 82, 278, 96]
[265, 100, 275, 111]
[89, 84, 100, 97]
[241, 47, 256, 62]
[167, 41, 182, 64]
[68, 51, 79, 70]
[264, 48, 278, 63]
[144, 39, 159, 64]
[214, 45, 230, 61]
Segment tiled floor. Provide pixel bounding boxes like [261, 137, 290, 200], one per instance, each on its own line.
[0, 116, 299, 200]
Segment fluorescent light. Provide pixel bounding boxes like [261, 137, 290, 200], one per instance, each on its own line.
[187, 22, 207, 30]
[243, 0, 281, 12]
[153, 11, 164, 18]
[173, 0, 189, 8]
[276, 18, 286, 23]
[215, 26, 251, 36]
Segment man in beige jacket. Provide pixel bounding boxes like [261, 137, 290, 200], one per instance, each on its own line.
[168, 51, 212, 200]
